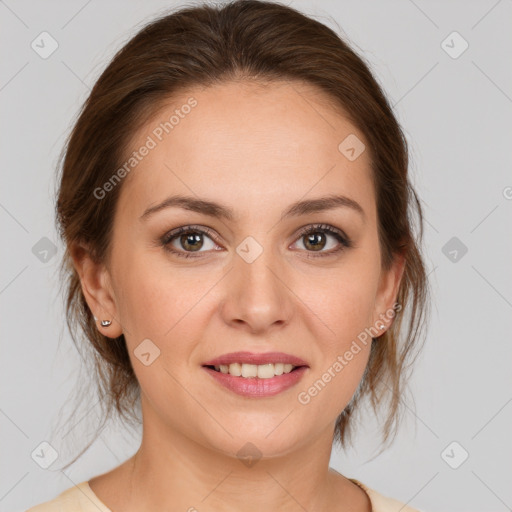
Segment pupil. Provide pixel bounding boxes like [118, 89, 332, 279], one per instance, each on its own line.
[182, 233, 202, 251]
[305, 232, 325, 251]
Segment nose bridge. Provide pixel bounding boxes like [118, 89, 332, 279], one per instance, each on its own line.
[241, 248, 279, 292]
[236, 236, 283, 299]
[223, 235, 291, 331]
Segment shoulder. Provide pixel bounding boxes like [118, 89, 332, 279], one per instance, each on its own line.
[25, 481, 111, 512]
[349, 478, 425, 512]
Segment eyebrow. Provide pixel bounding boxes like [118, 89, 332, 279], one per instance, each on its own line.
[140, 194, 366, 223]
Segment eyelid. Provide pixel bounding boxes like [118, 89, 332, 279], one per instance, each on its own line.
[290, 223, 353, 257]
[160, 222, 352, 258]
[160, 224, 222, 250]
[293, 223, 349, 244]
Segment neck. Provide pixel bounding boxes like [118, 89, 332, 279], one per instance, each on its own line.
[120, 400, 357, 512]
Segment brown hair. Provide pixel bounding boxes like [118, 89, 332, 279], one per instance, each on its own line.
[54, 0, 430, 469]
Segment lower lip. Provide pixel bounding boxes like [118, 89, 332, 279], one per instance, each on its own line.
[202, 366, 308, 397]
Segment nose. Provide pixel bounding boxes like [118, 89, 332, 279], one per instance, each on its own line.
[220, 246, 294, 335]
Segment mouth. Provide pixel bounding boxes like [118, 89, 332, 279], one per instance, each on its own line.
[203, 362, 306, 379]
[201, 351, 309, 396]
[201, 363, 308, 398]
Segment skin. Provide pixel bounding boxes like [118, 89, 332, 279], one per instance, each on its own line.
[71, 80, 405, 512]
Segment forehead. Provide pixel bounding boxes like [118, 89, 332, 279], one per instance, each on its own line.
[116, 80, 375, 223]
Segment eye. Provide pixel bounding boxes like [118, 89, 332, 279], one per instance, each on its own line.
[291, 223, 352, 257]
[159, 223, 353, 260]
[160, 225, 221, 259]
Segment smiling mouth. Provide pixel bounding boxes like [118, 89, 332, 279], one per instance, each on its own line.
[203, 363, 304, 379]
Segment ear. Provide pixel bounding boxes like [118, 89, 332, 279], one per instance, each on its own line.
[69, 242, 123, 339]
[372, 251, 406, 333]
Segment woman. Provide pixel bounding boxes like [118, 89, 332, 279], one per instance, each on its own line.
[27, 0, 430, 510]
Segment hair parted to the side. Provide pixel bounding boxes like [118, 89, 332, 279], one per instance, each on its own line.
[53, 0, 430, 470]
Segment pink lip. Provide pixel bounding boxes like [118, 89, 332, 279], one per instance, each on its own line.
[202, 366, 308, 398]
[202, 351, 309, 367]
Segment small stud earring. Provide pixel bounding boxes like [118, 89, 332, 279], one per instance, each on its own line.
[100, 319, 112, 327]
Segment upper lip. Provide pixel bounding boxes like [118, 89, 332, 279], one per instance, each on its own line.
[202, 351, 309, 367]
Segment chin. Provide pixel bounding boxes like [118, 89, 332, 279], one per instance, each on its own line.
[198, 422, 309, 462]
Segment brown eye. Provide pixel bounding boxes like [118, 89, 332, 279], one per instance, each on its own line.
[303, 231, 328, 251]
[292, 224, 352, 257]
[161, 225, 220, 259]
[179, 232, 204, 252]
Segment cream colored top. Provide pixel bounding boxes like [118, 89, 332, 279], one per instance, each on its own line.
[25, 478, 423, 512]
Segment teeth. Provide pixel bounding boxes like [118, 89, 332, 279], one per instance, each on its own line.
[213, 363, 296, 378]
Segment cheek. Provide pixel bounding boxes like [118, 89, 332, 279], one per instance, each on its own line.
[292, 255, 378, 403]
[113, 253, 221, 394]
[297, 263, 379, 350]
[112, 246, 206, 337]
[114, 257, 204, 390]
[326, 289, 376, 347]
[296, 284, 374, 416]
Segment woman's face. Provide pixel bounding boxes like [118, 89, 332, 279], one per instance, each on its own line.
[81, 80, 404, 457]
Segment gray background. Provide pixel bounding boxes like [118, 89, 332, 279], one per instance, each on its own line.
[1, 1, 511, 511]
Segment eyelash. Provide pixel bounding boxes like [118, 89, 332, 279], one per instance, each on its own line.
[159, 223, 353, 259]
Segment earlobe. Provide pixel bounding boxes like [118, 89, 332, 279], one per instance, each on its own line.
[69, 242, 123, 338]
[94, 316, 113, 328]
